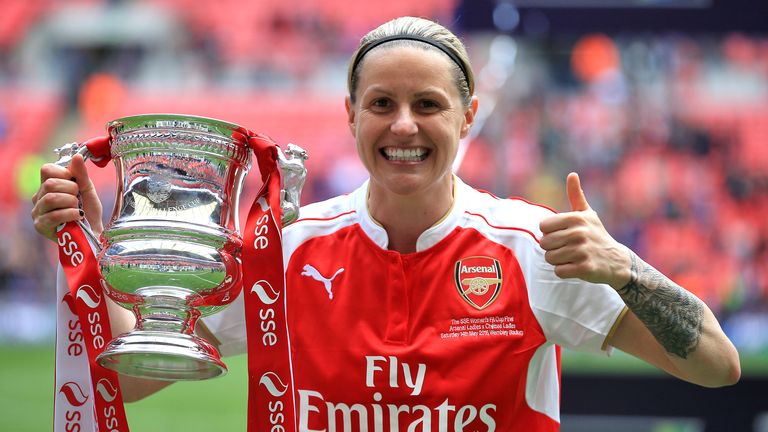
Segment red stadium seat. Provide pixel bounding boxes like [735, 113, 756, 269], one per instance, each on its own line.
[0, 87, 63, 209]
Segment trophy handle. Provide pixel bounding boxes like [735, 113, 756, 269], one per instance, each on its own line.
[54, 141, 94, 166]
[277, 143, 308, 226]
[53, 141, 102, 248]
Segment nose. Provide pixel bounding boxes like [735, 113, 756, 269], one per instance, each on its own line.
[390, 106, 418, 136]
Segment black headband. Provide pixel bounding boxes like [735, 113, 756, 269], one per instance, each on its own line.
[351, 35, 470, 91]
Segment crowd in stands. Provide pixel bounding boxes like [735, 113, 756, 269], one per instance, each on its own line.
[0, 0, 766, 351]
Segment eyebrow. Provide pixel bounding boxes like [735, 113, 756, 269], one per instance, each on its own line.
[413, 89, 450, 99]
[363, 86, 394, 97]
[363, 86, 450, 99]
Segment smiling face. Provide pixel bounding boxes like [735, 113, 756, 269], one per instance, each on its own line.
[345, 44, 477, 199]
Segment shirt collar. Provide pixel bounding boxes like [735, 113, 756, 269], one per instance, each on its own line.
[352, 175, 467, 252]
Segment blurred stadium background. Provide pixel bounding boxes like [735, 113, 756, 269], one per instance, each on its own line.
[0, 0, 766, 431]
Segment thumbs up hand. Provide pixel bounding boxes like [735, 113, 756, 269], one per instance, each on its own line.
[539, 173, 632, 288]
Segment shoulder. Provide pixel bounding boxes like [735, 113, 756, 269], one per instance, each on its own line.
[282, 188, 362, 253]
[294, 193, 357, 224]
[457, 182, 557, 244]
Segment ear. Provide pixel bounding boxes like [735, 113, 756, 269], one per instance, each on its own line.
[459, 96, 479, 139]
[345, 96, 356, 137]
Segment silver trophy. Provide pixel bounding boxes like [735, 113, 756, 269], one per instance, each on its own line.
[55, 114, 307, 380]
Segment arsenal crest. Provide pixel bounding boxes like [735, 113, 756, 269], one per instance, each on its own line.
[454, 256, 502, 310]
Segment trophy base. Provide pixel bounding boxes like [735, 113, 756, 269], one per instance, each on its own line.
[96, 330, 227, 381]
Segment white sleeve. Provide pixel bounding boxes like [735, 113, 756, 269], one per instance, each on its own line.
[528, 254, 626, 356]
[202, 292, 247, 357]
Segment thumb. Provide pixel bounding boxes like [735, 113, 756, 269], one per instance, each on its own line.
[69, 154, 104, 234]
[566, 172, 590, 212]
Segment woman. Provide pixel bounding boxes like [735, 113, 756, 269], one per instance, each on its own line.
[33, 16, 739, 431]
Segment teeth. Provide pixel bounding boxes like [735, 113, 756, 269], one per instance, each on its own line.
[383, 147, 428, 162]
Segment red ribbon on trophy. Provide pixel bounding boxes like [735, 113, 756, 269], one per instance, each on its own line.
[242, 131, 297, 432]
[54, 129, 298, 431]
[54, 136, 130, 432]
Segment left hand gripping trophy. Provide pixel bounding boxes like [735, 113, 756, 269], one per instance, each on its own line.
[53, 113, 308, 384]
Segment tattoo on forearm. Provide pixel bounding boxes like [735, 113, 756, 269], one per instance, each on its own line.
[617, 253, 703, 359]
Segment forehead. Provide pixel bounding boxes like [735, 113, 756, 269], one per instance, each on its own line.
[356, 44, 457, 87]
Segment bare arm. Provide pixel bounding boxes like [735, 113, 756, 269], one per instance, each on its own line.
[540, 172, 740, 387]
[607, 253, 740, 387]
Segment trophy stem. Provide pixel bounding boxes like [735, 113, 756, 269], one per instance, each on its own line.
[96, 290, 226, 381]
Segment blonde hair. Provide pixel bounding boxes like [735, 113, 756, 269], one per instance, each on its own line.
[347, 16, 475, 107]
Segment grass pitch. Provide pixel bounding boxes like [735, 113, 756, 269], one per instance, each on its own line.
[2, 344, 765, 431]
[0, 344, 247, 431]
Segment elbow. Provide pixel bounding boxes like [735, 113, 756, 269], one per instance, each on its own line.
[717, 345, 742, 387]
[120, 391, 144, 404]
[701, 365, 740, 388]
[118, 378, 147, 403]
[719, 355, 742, 387]
[699, 350, 741, 388]
[726, 366, 742, 387]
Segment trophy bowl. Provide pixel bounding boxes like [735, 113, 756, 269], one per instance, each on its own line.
[90, 114, 252, 380]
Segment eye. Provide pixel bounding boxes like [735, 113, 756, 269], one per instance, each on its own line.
[369, 98, 391, 111]
[416, 99, 440, 112]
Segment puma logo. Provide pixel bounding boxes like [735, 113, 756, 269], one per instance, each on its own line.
[301, 264, 344, 300]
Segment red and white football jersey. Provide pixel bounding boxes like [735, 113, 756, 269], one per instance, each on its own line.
[205, 176, 627, 431]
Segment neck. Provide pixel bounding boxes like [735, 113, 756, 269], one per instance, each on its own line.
[368, 176, 454, 254]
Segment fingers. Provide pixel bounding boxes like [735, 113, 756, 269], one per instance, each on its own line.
[567, 172, 590, 212]
[540, 224, 589, 278]
[32, 187, 80, 215]
[540, 212, 582, 235]
[539, 172, 591, 234]
[542, 240, 586, 264]
[31, 155, 100, 241]
[31, 187, 82, 240]
[33, 161, 76, 204]
[36, 162, 73, 191]
[538, 227, 571, 250]
[539, 172, 593, 280]
[32, 176, 78, 204]
[32, 162, 78, 240]
[542, 210, 594, 235]
[40, 161, 73, 180]
[32, 208, 84, 241]
[542, 239, 598, 281]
